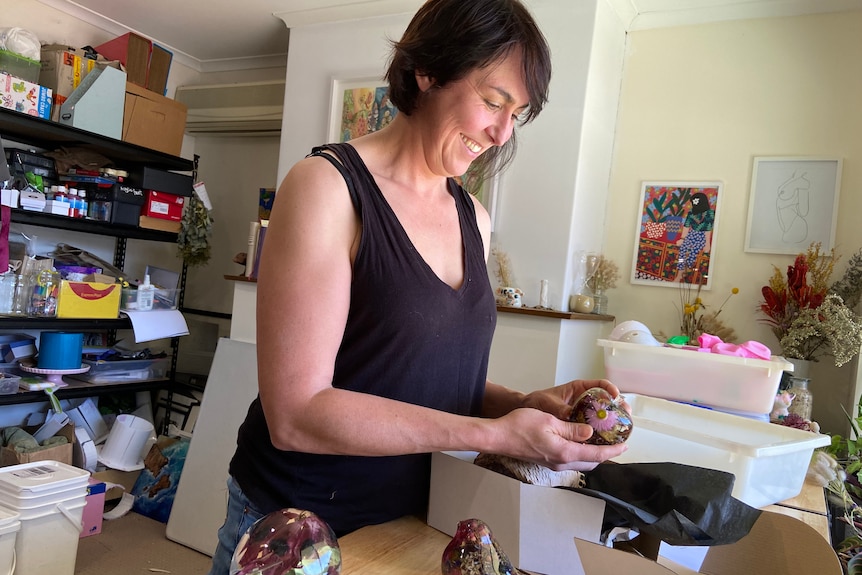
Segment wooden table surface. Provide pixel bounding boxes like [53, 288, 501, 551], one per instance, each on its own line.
[337, 479, 831, 574]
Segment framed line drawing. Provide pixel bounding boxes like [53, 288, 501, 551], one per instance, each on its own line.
[744, 157, 842, 255]
[327, 74, 397, 143]
[630, 181, 723, 289]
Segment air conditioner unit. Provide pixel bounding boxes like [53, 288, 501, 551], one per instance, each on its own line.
[174, 80, 285, 136]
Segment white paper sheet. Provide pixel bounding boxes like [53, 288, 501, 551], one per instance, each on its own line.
[123, 309, 189, 342]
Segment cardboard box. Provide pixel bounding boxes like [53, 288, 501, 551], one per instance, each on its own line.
[139, 215, 181, 233]
[64, 397, 109, 443]
[428, 451, 606, 575]
[0, 333, 36, 363]
[127, 167, 193, 197]
[81, 478, 106, 538]
[574, 509, 841, 574]
[56, 280, 121, 319]
[39, 44, 119, 122]
[122, 81, 187, 156]
[142, 190, 185, 221]
[94, 32, 152, 88]
[148, 44, 173, 95]
[0, 72, 52, 119]
[0, 422, 74, 467]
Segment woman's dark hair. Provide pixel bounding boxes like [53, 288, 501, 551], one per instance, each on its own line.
[385, 0, 551, 180]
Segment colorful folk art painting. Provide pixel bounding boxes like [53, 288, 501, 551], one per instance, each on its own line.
[338, 86, 398, 142]
[631, 182, 722, 289]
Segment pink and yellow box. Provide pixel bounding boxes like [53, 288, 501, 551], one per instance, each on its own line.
[81, 478, 106, 538]
[56, 280, 121, 319]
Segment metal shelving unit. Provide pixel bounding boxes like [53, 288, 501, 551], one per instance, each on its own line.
[0, 107, 193, 411]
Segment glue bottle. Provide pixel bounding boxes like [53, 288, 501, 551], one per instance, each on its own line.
[137, 274, 155, 311]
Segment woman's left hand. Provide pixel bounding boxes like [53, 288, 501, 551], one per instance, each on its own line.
[521, 379, 629, 421]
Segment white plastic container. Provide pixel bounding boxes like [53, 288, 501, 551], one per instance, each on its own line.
[598, 338, 792, 414]
[0, 506, 20, 575]
[0, 461, 89, 575]
[613, 394, 831, 508]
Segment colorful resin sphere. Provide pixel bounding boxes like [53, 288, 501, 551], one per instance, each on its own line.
[230, 508, 341, 575]
[569, 387, 633, 445]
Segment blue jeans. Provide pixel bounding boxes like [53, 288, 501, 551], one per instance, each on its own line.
[207, 476, 266, 575]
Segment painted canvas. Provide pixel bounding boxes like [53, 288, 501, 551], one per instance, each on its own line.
[631, 181, 722, 289]
[336, 85, 397, 142]
[131, 435, 191, 523]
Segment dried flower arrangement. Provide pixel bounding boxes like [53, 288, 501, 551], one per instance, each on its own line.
[759, 242, 862, 366]
[587, 255, 620, 293]
[675, 281, 739, 344]
[491, 246, 514, 288]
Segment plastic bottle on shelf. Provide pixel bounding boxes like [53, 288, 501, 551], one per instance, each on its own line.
[78, 189, 88, 219]
[55, 185, 67, 203]
[68, 188, 79, 217]
[137, 274, 155, 311]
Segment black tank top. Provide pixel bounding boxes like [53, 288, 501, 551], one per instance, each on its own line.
[229, 142, 496, 536]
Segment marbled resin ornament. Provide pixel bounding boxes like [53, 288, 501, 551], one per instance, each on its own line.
[569, 387, 633, 445]
[441, 518, 527, 575]
[230, 508, 341, 575]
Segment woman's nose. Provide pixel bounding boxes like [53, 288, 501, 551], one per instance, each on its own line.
[486, 116, 514, 147]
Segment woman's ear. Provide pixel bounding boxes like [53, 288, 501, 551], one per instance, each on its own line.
[415, 71, 435, 92]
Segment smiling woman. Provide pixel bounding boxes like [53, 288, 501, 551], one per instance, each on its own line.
[203, 2, 633, 575]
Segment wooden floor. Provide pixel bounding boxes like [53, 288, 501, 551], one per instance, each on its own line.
[76, 511, 212, 575]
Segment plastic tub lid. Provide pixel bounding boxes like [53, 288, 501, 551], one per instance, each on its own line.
[0, 460, 90, 494]
[0, 504, 19, 526]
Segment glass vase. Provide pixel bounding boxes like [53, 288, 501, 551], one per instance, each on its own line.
[787, 376, 813, 421]
[592, 289, 608, 315]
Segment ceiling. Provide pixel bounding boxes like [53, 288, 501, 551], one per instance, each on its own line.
[35, 0, 862, 73]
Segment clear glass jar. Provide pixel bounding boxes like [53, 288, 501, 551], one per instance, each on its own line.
[787, 377, 813, 421]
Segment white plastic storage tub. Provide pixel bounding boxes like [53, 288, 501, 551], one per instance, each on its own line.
[598, 338, 791, 415]
[613, 394, 830, 508]
[0, 460, 90, 575]
[0, 506, 20, 575]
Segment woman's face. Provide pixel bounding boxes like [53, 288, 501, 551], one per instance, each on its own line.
[415, 50, 529, 178]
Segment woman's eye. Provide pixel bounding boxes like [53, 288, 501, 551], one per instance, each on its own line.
[485, 100, 502, 111]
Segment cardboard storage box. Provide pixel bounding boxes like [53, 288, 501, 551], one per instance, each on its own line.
[427, 451, 840, 575]
[0, 333, 36, 363]
[0, 72, 52, 119]
[142, 190, 185, 221]
[139, 215, 181, 233]
[39, 44, 110, 121]
[598, 338, 791, 415]
[428, 450, 606, 575]
[614, 394, 831, 508]
[56, 280, 121, 319]
[122, 81, 187, 156]
[0, 422, 75, 467]
[94, 32, 152, 88]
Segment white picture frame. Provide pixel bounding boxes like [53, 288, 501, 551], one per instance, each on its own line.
[744, 156, 842, 255]
[327, 74, 396, 143]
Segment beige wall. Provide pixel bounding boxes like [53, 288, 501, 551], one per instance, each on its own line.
[604, 12, 862, 432]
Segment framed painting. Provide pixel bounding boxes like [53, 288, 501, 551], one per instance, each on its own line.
[327, 75, 397, 143]
[744, 157, 842, 255]
[630, 181, 723, 289]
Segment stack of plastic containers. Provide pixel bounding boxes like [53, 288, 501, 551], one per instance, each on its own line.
[0, 506, 20, 575]
[0, 460, 90, 575]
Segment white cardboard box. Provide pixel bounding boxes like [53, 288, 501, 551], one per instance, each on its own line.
[577, 509, 841, 575]
[427, 450, 606, 575]
[427, 450, 841, 575]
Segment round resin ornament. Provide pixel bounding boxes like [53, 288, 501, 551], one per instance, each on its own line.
[569, 387, 633, 445]
[230, 508, 341, 575]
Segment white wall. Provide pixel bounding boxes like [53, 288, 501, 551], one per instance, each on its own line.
[605, 12, 862, 433]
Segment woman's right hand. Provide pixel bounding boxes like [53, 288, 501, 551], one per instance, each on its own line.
[489, 407, 628, 472]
